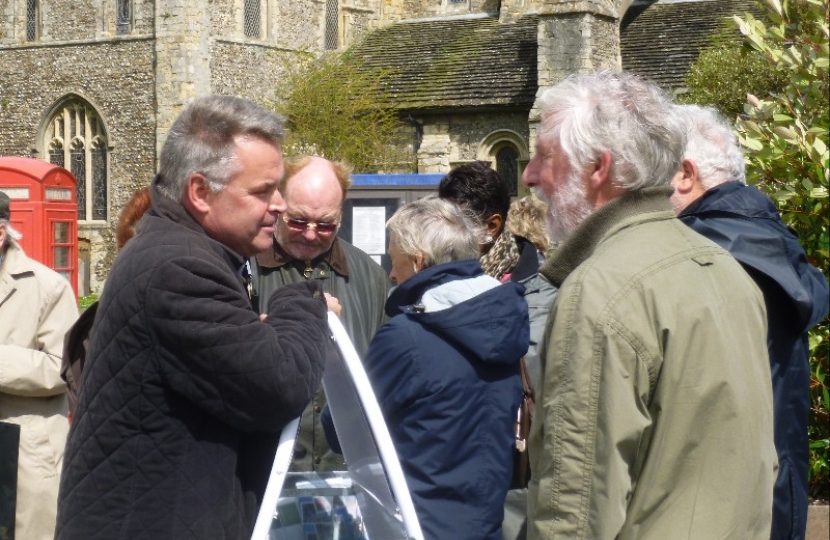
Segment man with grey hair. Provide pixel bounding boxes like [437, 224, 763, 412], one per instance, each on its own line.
[522, 72, 776, 539]
[56, 96, 335, 540]
[0, 191, 78, 540]
[672, 104, 829, 540]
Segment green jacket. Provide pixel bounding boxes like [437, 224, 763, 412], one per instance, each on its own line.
[528, 187, 776, 540]
[254, 237, 390, 471]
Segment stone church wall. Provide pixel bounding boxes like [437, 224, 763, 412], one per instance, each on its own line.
[0, 39, 156, 291]
[414, 110, 530, 173]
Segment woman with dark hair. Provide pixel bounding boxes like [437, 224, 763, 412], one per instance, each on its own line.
[438, 162, 556, 393]
[439, 162, 557, 540]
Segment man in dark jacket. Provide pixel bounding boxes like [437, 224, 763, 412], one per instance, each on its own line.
[253, 155, 390, 471]
[671, 104, 829, 540]
[55, 96, 335, 540]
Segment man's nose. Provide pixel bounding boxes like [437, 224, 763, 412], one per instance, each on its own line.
[521, 160, 536, 187]
[269, 190, 287, 214]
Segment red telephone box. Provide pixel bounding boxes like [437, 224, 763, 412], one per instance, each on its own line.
[0, 157, 79, 298]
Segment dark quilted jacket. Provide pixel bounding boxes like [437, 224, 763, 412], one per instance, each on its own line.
[55, 181, 331, 540]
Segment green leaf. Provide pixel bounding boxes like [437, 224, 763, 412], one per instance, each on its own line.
[810, 187, 829, 198]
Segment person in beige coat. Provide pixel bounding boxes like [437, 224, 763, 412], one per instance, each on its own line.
[0, 191, 78, 540]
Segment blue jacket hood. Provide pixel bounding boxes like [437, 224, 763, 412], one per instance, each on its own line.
[680, 181, 829, 331]
[385, 259, 530, 366]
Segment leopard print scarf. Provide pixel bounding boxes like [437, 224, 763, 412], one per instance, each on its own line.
[480, 232, 520, 281]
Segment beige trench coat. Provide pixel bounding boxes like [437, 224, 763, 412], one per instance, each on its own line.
[0, 240, 78, 540]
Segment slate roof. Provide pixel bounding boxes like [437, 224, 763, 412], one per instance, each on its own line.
[350, 0, 758, 111]
[350, 14, 538, 112]
[621, 0, 761, 89]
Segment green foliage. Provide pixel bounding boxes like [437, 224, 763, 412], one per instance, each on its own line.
[734, 0, 830, 500]
[679, 43, 789, 118]
[270, 51, 412, 173]
[78, 294, 98, 310]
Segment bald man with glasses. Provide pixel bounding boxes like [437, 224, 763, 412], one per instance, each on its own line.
[252, 155, 391, 472]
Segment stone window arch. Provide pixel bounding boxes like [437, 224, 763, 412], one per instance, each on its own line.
[43, 98, 109, 222]
[477, 130, 529, 196]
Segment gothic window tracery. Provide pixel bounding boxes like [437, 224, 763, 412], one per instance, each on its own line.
[45, 100, 109, 222]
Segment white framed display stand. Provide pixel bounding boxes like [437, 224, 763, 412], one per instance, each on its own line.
[251, 313, 423, 540]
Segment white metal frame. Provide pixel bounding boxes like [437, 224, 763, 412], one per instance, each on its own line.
[251, 313, 423, 540]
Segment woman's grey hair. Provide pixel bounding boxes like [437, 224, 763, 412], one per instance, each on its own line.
[676, 104, 746, 188]
[0, 219, 22, 245]
[387, 195, 482, 269]
[157, 95, 285, 201]
[536, 71, 686, 190]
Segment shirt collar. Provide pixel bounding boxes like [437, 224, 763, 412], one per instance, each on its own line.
[256, 236, 350, 276]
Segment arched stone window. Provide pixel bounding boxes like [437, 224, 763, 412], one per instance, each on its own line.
[44, 98, 109, 222]
[477, 130, 529, 196]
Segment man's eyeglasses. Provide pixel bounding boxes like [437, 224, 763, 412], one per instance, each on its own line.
[281, 214, 339, 234]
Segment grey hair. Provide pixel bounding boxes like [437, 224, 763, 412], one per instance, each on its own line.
[676, 104, 746, 188]
[0, 219, 22, 246]
[157, 95, 285, 200]
[387, 195, 482, 269]
[537, 71, 686, 190]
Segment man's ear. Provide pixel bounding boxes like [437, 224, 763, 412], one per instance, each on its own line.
[484, 214, 503, 238]
[182, 173, 213, 218]
[673, 159, 698, 195]
[588, 150, 613, 192]
[585, 151, 624, 208]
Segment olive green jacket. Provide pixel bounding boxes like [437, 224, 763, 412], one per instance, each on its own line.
[254, 237, 390, 471]
[528, 187, 777, 540]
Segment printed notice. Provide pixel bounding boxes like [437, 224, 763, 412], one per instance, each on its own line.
[352, 207, 386, 254]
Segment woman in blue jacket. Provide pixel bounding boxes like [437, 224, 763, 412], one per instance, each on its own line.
[362, 196, 529, 539]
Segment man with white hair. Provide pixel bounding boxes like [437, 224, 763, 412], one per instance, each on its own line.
[672, 104, 829, 540]
[522, 72, 777, 539]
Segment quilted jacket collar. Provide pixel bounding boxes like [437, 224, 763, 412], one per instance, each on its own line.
[143, 175, 245, 270]
[541, 186, 674, 287]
